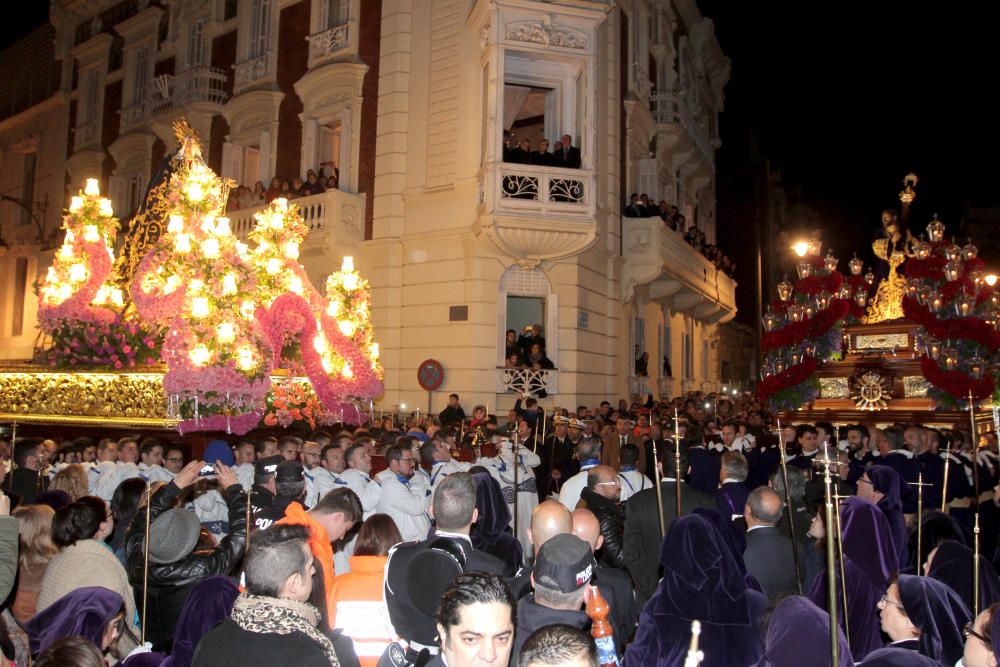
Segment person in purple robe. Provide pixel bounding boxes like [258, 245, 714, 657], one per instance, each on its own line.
[120, 575, 240, 667]
[927, 539, 1000, 616]
[860, 465, 910, 569]
[882, 573, 970, 666]
[808, 496, 897, 660]
[755, 595, 852, 667]
[469, 469, 523, 572]
[625, 513, 767, 667]
[25, 586, 125, 658]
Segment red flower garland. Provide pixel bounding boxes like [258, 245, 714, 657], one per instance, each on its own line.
[757, 356, 819, 402]
[762, 298, 850, 352]
[902, 297, 1000, 353]
[920, 357, 994, 401]
[795, 271, 844, 296]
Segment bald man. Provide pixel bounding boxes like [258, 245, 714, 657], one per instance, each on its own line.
[743, 486, 800, 601]
[511, 500, 572, 599]
[572, 508, 637, 649]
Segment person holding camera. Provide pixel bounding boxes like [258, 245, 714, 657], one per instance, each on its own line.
[124, 459, 248, 652]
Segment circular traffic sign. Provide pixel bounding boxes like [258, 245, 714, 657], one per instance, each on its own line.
[417, 359, 444, 391]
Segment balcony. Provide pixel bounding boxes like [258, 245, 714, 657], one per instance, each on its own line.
[496, 367, 559, 397]
[227, 188, 365, 250]
[73, 121, 99, 151]
[478, 162, 598, 264]
[233, 53, 274, 94]
[622, 217, 737, 325]
[120, 100, 149, 133]
[149, 67, 231, 114]
[630, 61, 652, 100]
[650, 91, 717, 167]
[307, 21, 354, 68]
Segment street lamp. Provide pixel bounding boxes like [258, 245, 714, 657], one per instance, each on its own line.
[985, 274, 998, 287]
[792, 241, 810, 258]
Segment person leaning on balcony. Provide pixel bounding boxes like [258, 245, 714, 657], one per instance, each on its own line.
[508, 137, 532, 164]
[640, 194, 656, 216]
[301, 170, 325, 197]
[659, 200, 677, 229]
[526, 343, 554, 371]
[252, 180, 266, 205]
[265, 177, 282, 203]
[624, 193, 644, 218]
[555, 133, 581, 168]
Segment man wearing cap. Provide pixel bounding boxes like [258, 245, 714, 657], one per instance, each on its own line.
[255, 460, 307, 530]
[602, 417, 642, 472]
[557, 437, 603, 512]
[377, 444, 432, 542]
[510, 533, 597, 659]
[536, 416, 579, 501]
[250, 455, 283, 515]
[125, 459, 247, 652]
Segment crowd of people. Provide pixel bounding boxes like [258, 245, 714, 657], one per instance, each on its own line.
[623, 193, 736, 278]
[502, 134, 582, 169]
[224, 164, 341, 213]
[2, 388, 1000, 666]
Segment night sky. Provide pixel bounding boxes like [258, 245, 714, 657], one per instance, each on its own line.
[701, 1, 1000, 323]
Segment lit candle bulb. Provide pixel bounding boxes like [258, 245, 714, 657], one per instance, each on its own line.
[215, 217, 231, 236]
[83, 225, 100, 243]
[203, 238, 220, 259]
[189, 345, 211, 366]
[321, 355, 334, 373]
[174, 234, 191, 253]
[187, 182, 204, 202]
[110, 288, 124, 307]
[339, 320, 355, 337]
[234, 241, 249, 257]
[99, 199, 113, 217]
[342, 363, 353, 378]
[288, 275, 304, 295]
[266, 258, 282, 275]
[327, 300, 340, 317]
[69, 196, 84, 213]
[222, 272, 238, 296]
[313, 334, 327, 353]
[167, 215, 184, 234]
[189, 279, 205, 292]
[270, 212, 285, 230]
[283, 242, 300, 260]
[237, 346, 255, 371]
[217, 322, 236, 344]
[274, 198, 288, 211]
[370, 342, 379, 359]
[240, 300, 256, 319]
[342, 256, 355, 272]
[68, 263, 87, 283]
[191, 296, 210, 318]
[84, 178, 100, 196]
[59, 245, 74, 260]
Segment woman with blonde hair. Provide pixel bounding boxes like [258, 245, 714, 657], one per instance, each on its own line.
[11, 505, 58, 622]
[50, 465, 88, 502]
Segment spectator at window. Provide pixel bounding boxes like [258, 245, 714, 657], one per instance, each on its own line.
[674, 213, 686, 232]
[504, 328, 521, 360]
[508, 138, 532, 164]
[555, 133, 581, 168]
[526, 343, 554, 371]
[301, 170, 325, 197]
[659, 200, 676, 229]
[624, 194, 643, 218]
[635, 351, 649, 377]
[291, 177, 305, 198]
[505, 352, 523, 369]
[238, 184, 256, 209]
[531, 138, 553, 166]
[518, 324, 546, 360]
[279, 180, 292, 198]
[265, 177, 282, 203]
[639, 194, 655, 216]
[252, 180, 266, 205]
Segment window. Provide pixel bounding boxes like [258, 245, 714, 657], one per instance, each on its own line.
[187, 20, 205, 68]
[80, 69, 99, 124]
[11, 258, 28, 337]
[497, 264, 557, 368]
[21, 153, 36, 227]
[682, 318, 694, 379]
[249, 0, 271, 58]
[319, 0, 347, 30]
[131, 46, 149, 105]
[320, 121, 342, 185]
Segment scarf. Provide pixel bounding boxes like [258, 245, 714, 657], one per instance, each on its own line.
[231, 594, 339, 666]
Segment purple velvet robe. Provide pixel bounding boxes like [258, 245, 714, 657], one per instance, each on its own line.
[927, 539, 1000, 615]
[625, 514, 766, 667]
[755, 595, 852, 667]
[808, 496, 897, 660]
[867, 465, 910, 570]
[25, 586, 124, 656]
[896, 574, 970, 666]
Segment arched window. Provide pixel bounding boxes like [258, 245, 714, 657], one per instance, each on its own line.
[497, 264, 557, 368]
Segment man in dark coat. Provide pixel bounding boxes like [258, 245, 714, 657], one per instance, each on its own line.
[554, 133, 582, 168]
[622, 476, 715, 606]
[3, 438, 47, 504]
[127, 460, 247, 653]
[743, 487, 799, 601]
[575, 465, 625, 570]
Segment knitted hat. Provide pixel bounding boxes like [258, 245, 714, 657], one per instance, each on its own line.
[204, 439, 235, 466]
[148, 508, 201, 564]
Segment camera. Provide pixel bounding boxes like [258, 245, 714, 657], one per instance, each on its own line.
[198, 464, 216, 477]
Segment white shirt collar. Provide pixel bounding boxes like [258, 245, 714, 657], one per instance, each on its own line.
[886, 449, 915, 459]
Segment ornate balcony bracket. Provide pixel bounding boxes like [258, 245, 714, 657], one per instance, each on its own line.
[496, 368, 558, 397]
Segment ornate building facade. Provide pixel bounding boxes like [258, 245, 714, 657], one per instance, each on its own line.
[3, 0, 734, 414]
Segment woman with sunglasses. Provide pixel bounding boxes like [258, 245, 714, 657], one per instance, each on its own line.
[877, 573, 970, 665]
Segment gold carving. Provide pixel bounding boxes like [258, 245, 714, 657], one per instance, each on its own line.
[0, 366, 175, 428]
[866, 237, 911, 323]
[903, 376, 929, 398]
[855, 333, 910, 350]
[851, 370, 892, 411]
[819, 377, 850, 399]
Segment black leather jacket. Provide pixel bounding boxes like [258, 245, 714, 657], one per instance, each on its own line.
[125, 481, 247, 652]
[578, 486, 626, 570]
